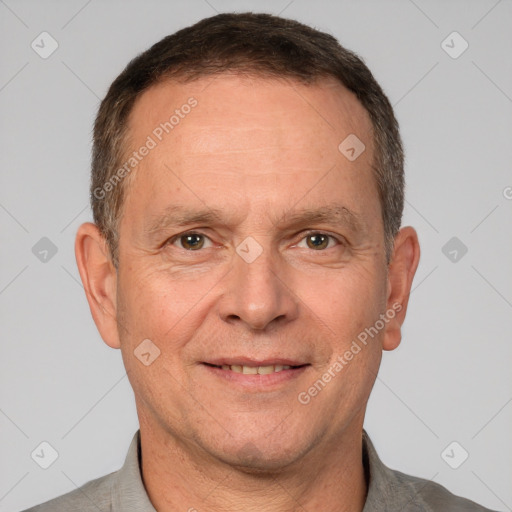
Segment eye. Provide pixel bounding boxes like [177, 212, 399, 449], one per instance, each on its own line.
[167, 231, 341, 252]
[296, 232, 341, 251]
[170, 232, 213, 251]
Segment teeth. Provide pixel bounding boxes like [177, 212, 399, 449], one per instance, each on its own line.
[219, 364, 294, 374]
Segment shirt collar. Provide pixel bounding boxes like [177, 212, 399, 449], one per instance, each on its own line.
[111, 429, 428, 512]
[111, 431, 156, 511]
[362, 430, 429, 511]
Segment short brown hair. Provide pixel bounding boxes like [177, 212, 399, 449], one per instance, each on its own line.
[91, 12, 404, 266]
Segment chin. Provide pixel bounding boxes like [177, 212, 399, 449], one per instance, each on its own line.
[212, 433, 316, 474]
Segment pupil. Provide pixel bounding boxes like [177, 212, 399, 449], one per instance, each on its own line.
[309, 234, 327, 249]
[184, 234, 202, 249]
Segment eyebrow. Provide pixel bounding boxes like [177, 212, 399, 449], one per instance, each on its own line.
[278, 204, 366, 234]
[144, 203, 366, 236]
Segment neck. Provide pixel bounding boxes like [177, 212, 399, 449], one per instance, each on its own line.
[138, 416, 368, 512]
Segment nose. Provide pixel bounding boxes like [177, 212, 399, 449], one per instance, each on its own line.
[217, 245, 300, 331]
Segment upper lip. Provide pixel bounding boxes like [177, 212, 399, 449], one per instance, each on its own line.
[203, 357, 308, 367]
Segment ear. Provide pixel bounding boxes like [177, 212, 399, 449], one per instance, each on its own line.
[382, 226, 421, 351]
[75, 222, 120, 349]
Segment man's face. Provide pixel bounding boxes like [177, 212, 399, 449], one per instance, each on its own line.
[114, 75, 389, 469]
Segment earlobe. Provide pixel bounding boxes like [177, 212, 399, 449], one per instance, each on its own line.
[75, 222, 121, 349]
[382, 226, 421, 351]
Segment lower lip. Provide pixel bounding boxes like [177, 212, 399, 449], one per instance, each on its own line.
[201, 364, 309, 390]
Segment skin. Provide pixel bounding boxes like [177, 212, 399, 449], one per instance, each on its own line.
[76, 74, 420, 512]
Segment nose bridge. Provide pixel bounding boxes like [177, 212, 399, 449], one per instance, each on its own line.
[219, 238, 298, 330]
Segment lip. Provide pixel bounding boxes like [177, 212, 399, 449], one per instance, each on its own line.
[200, 362, 310, 391]
[203, 357, 307, 367]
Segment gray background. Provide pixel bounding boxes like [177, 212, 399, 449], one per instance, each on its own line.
[1, 0, 511, 510]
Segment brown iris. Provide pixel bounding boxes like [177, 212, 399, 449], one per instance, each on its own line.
[306, 234, 329, 250]
[180, 233, 205, 250]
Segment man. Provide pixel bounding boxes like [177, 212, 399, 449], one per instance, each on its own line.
[24, 12, 496, 512]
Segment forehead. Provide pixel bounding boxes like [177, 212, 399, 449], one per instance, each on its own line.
[120, 74, 378, 230]
[127, 73, 374, 168]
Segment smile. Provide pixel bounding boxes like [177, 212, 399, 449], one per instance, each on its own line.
[201, 362, 310, 390]
[205, 363, 300, 374]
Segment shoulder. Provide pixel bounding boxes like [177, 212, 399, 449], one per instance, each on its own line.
[389, 467, 499, 512]
[21, 431, 155, 512]
[362, 430, 498, 512]
[20, 470, 116, 512]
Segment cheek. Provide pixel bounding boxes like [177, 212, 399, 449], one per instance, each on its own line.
[298, 263, 386, 343]
[115, 267, 206, 423]
[116, 263, 222, 353]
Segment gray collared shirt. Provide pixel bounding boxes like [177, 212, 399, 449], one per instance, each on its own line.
[23, 430, 497, 511]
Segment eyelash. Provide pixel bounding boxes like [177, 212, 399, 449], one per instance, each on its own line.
[167, 230, 344, 251]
